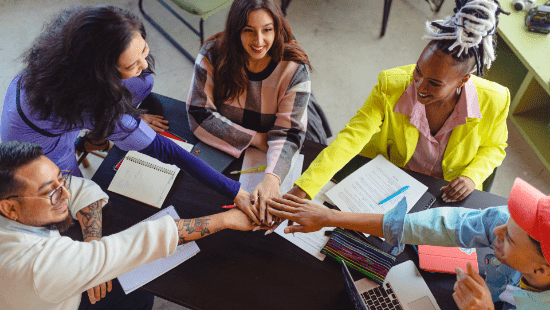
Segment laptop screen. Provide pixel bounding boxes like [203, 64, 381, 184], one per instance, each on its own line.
[341, 261, 368, 310]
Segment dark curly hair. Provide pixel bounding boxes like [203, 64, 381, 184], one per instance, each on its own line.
[424, 0, 509, 76]
[20, 5, 155, 141]
[205, 0, 311, 103]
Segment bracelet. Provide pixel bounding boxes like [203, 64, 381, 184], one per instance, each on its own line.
[86, 137, 110, 152]
[88, 139, 108, 147]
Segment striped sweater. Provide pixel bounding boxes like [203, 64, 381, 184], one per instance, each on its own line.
[186, 42, 310, 181]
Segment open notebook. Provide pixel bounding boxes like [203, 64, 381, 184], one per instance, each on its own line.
[118, 206, 200, 294]
[108, 151, 180, 208]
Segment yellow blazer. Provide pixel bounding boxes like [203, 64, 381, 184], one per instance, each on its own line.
[295, 64, 509, 199]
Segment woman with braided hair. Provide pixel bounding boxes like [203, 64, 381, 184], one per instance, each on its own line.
[288, 0, 510, 203]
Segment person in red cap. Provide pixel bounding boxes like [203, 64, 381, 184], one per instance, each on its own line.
[267, 178, 550, 309]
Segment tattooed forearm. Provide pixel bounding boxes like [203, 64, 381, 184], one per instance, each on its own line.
[175, 217, 216, 245]
[77, 201, 103, 241]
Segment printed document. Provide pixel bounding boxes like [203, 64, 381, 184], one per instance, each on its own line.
[326, 154, 427, 214]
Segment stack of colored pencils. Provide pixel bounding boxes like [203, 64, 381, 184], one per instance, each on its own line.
[321, 228, 396, 284]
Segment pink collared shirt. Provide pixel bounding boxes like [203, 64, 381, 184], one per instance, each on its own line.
[394, 80, 482, 179]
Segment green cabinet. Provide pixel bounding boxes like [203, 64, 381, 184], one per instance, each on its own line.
[485, 0, 550, 170]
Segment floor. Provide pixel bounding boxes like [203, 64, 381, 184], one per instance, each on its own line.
[1, 0, 549, 309]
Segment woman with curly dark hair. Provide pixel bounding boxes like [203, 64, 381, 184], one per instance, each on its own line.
[1, 5, 255, 220]
[186, 0, 330, 226]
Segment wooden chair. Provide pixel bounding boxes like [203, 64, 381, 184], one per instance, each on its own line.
[75, 137, 111, 168]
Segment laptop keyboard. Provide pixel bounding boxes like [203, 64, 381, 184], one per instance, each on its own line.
[361, 283, 403, 310]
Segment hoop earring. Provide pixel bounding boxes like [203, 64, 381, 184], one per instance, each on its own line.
[456, 87, 462, 96]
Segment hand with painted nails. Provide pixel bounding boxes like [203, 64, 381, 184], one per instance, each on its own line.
[442, 176, 475, 202]
[233, 188, 261, 225]
[267, 194, 333, 234]
[453, 262, 494, 310]
[251, 173, 282, 226]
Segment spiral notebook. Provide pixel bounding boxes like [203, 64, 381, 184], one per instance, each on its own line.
[108, 151, 180, 208]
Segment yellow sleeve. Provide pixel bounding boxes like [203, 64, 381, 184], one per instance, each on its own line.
[294, 71, 388, 199]
[460, 88, 510, 189]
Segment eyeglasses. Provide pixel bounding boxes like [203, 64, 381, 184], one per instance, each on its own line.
[1, 170, 72, 206]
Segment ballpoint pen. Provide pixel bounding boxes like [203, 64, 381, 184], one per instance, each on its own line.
[221, 204, 236, 209]
[230, 164, 267, 174]
[379, 186, 410, 205]
[160, 130, 187, 143]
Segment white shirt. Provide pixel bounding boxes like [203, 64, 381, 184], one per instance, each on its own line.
[0, 177, 178, 310]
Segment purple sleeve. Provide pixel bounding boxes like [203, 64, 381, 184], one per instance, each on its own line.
[111, 118, 155, 150]
[121, 73, 154, 106]
[139, 133, 241, 199]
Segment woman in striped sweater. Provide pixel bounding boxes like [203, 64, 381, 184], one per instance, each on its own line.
[187, 0, 322, 225]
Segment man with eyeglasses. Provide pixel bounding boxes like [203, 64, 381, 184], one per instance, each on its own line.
[0, 141, 260, 310]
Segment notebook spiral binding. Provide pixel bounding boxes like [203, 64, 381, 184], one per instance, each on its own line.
[126, 156, 175, 175]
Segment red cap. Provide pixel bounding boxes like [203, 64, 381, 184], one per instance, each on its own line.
[508, 178, 550, 263]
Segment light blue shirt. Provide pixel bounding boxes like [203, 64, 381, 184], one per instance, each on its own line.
[382, 198, 550, 309]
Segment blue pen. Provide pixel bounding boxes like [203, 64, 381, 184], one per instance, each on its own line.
[379, 186, 410, 205]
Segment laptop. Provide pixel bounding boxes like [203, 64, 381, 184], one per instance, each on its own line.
[342, 260, 441, 310]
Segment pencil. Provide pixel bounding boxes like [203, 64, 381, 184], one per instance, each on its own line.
[230, 165, 267, 174]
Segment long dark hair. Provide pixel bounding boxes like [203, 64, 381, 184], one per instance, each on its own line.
[206, 0, 311, 103]
[21, 5, 155, 141]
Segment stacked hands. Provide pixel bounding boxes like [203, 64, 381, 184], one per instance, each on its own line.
[232, 174, 284, 234]
[234, 175, 476, 233]
[232, 184, 332, 234]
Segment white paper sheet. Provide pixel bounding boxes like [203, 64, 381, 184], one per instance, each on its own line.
[118, 206, 200, 294]
[311, 181, 337, 207]
[167, 137, 193, 152]
[239, 148, 268, 193]
[274, 220, 332, 261]
[326, 154, 428, 215]
[273, 181, 338, 261]
[238, 148, 303, 193]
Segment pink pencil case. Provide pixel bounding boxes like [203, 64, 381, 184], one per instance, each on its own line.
[418, 245, 479, 274]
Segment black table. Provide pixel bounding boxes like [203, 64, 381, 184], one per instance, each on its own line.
[68, 93, 508, 310]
